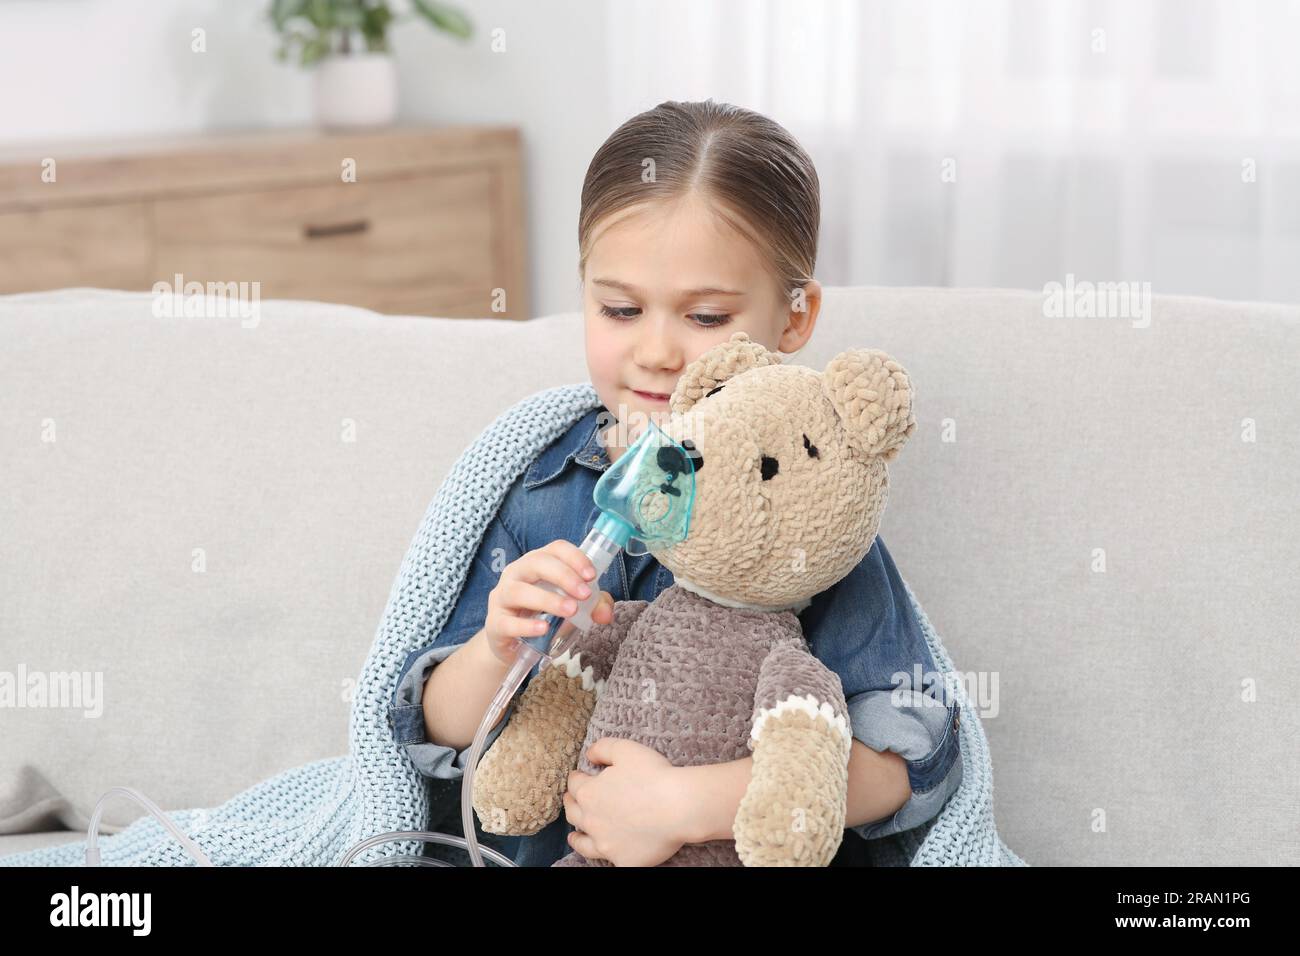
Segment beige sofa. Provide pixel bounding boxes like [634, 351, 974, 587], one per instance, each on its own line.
[2, 285, 1296, 865]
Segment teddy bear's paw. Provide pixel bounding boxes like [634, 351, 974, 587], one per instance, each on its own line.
[733, 708, 850, 866]
[470, 745, 563, 836]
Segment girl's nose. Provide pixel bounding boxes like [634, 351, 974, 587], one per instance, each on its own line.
[633, 314, 681, 370]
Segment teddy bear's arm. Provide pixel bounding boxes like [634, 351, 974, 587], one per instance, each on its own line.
[471, 599, 649, 836]
[733, 637, 853, 866]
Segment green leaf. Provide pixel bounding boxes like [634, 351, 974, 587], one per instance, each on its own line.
[268, 0, 307, 32]
[366, 3, 394, 31]
[361, 2, 394, 45]
[305, 0, 335, 30]
[410, 0, 473, 40]
[300, 34, 331, 67]
[334, 5, 364, 29]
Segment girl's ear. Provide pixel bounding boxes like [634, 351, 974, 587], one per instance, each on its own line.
[669, 332, 783, 414]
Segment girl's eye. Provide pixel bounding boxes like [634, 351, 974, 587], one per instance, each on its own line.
[598, 305, 732, 328]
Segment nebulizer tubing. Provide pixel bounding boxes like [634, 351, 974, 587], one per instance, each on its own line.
[81, 788, 517, 867]
[84, 786, 215, 867]
[458, 518, 626, 866]
[81, 420, 695, 868]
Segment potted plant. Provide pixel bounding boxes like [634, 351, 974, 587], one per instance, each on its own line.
[269, 0, 473, 129]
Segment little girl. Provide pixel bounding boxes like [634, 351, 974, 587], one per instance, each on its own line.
[388, 99, 962, 867]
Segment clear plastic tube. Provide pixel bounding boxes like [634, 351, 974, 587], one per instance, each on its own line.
[457, 524, 621, 866]
[338, 829, 516, 868]
[85, 786, 215, 867]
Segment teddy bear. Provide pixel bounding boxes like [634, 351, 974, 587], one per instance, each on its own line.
[470, 330, 916, 866]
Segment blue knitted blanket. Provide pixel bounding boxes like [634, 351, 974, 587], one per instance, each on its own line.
[0, 382, 1025, 867]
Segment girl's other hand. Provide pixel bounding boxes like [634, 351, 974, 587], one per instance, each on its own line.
[564, 738, 692, 866]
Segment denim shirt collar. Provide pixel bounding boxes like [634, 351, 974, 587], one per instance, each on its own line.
[523, 404, 610, 490]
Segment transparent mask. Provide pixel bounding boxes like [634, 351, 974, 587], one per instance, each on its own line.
[593, 418, 697, 555]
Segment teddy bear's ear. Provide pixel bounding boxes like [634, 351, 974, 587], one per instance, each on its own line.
[669, 331, 783, 414]
[821, 348, 916, 463]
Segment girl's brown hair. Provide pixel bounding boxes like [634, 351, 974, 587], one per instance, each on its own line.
[578, 98, 820, 304]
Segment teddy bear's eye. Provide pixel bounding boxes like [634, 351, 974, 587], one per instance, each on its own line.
[760, 455, 780, 481]
[803, 434, 820, 459]
[706, 384, 725, 398]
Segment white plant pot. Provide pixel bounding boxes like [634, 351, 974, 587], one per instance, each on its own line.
[314, 52, 398, 129]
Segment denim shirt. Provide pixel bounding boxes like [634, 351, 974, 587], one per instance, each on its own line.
[389, 405, 962, 866]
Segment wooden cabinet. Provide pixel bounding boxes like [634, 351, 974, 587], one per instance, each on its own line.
[0, 201, 154, 292]
[0, 125, 529, 319]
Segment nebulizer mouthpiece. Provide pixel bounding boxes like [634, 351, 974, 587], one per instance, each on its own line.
[454, 417, 696, 866]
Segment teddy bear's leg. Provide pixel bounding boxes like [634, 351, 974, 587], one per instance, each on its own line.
[733, 639, 852, 867]
[471, 601, 650, 837]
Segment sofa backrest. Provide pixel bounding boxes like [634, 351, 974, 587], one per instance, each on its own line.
[1, 285, 1296, 864]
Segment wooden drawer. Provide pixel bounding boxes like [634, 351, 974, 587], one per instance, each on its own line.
[152, 169, 502, 318]
[0, 202, 152, 294]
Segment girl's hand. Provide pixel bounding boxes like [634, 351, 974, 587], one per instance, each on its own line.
[484, 540, 615, 666]
[563, 738, 693, 866]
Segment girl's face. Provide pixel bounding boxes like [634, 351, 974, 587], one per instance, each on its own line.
[582, 192, 820, 448]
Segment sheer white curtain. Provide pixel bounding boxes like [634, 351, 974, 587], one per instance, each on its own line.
[606, 0, 1300, 304]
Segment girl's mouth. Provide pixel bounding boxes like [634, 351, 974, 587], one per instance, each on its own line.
[632, 389, 671, 404]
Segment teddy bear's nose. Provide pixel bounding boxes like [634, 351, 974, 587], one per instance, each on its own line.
[658, 440, 703, 475]
[679, 438, 704, 473]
